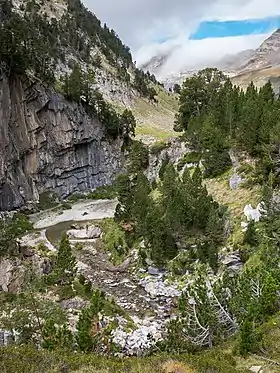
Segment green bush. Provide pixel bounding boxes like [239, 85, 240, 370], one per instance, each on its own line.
[129, 140, 149, 172]
[101, 219, 129, 264]
[203, 149, 232, 178]
[88, 185, 117, 200]
[177, 152, 202, 171]
[149, 141, 168, 155]
[38, 192, 59, 210]
[61, 201, 72, 210]
[0, 213, 33, 257]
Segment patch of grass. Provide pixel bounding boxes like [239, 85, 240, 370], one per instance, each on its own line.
[132, 90, 180, 141]
[0, 345, 251, 373]
[204, 174, 261, 249]
[204, 177, 261, 224]
[136, 124, 176, 141]
[101, 218, 129, 264]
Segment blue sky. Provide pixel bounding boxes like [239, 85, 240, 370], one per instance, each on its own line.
[191, 16, 280, 40]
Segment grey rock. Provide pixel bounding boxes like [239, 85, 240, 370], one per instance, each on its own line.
[0, 74, 124, 210]
[67, 225, 101, 239]
[221, 251, 243, 272]
[148, 266, 160, 275]
[60, 297, 89, 310]
[0, 330, 14, 346]
[229, 174, 243, 190]
[0, 251, 52, 292]
[146, 139, 189, 181]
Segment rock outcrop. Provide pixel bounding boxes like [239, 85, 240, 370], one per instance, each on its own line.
[0, 74, 124, 210]
[146, 139, 189, 181]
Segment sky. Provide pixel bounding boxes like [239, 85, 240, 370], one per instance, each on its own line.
[83, 0, 280, 75]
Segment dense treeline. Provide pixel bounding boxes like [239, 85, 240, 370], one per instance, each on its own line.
[175, 68, 280, 178]
[0, 0, 58, 82]
[0, 0, 137, 140]
[115, 146, 226, 269]
[66, 0, 132, 67]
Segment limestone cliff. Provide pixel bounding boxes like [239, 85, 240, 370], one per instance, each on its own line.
[0, 74, 124, 210]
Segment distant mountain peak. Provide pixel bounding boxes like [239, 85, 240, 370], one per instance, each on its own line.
[242, 28, 280, 71]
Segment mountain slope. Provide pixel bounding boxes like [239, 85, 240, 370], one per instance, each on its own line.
[0, 0, 178, 209]
[242, 28, 280, 71]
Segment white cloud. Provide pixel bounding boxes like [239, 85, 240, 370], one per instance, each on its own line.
[82, 0, 279, 74]
[153, 33, 271, 77]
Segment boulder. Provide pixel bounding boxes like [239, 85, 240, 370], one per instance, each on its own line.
[244, 203, 265, 222]
[221, 251, 243, 272]
[148, 266, 161, 276]
[229, 174, 243, 190]
[61, 296, 89, 310]
[0, 330, 14, 346]
[249, 366, 263, 373]
[67, 225, 102, 239]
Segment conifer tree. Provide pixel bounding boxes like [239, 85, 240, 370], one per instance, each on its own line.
[76, 290, 105, 352]
[53, 234, 76, 285]
[42, 319, 57, 350]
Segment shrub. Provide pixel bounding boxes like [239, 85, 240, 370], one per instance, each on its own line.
[129, 140, 149, 172]
[38, 192, 59, 210]
[149, 141, 168, 155]
[101, 219, 129, 264]
[177, 152, 202, 171]
[61, 201, 72, 210]
[203, 149, 232, 178]
[88, 185, 117, 200]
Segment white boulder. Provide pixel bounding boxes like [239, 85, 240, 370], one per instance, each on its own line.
[67, 225, 102, 239]
[244, 203, 265, 222]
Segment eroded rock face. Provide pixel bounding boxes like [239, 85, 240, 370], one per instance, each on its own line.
[146, 139, 189, 181]
[0, 75, 124, 210]
[0, 248, 52, 293]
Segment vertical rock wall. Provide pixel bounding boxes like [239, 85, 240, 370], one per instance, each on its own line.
[0, 75, 124, 210]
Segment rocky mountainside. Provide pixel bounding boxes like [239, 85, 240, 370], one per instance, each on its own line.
[242, 28, 280, 71]
[0, 0, 178, 210]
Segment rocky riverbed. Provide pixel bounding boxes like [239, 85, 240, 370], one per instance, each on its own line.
[0, 197, 251, 354]
[0, 199, 184, 354]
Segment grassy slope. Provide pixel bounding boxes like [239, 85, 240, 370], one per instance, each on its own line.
[133, 87, 181, 141]
[231, 66, 280, 92]
[204, 169, 261, 245]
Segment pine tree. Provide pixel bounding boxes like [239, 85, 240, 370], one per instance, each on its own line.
[132, 172, 151, 235]
[56, 324, 74, 350]
[76, 290, 105, 352]
[238, 317, 257, 356]
[120, 109, 136, 144]
[53, 234, 76, 285]
[42, 319, 57, 350]
[243, 221, 259, 246]
[76, 307, 94, 352]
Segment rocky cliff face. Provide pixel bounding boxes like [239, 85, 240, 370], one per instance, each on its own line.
[0, 74, 124, 211]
